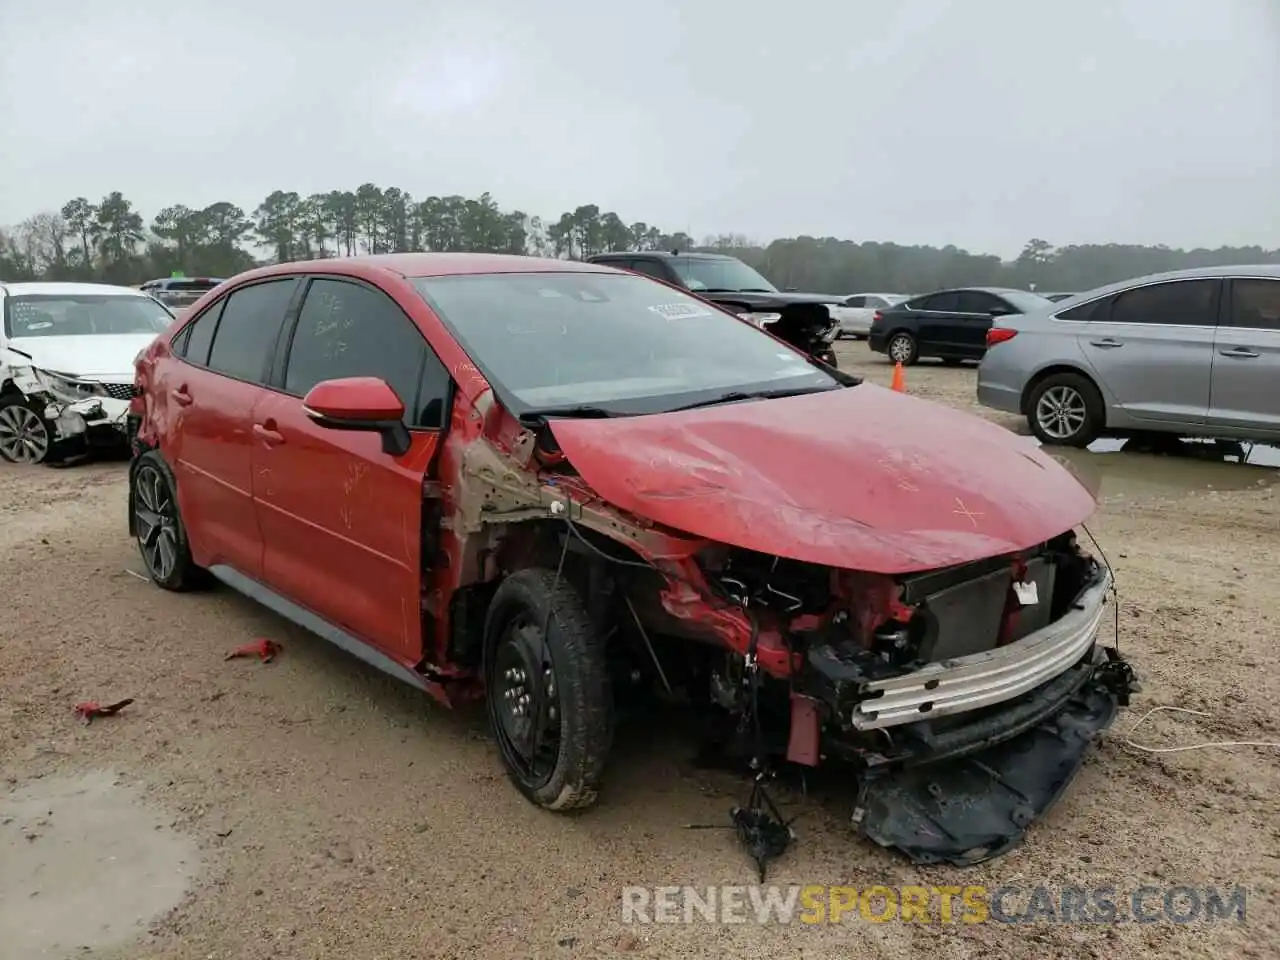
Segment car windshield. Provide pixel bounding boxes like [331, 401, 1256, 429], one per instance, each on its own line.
[667, 257, 778, 293]
[411, 271, 839, 413]
[5, 294, 175, 338]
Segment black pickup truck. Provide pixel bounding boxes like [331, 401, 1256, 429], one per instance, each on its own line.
[585, 251, 843, 367]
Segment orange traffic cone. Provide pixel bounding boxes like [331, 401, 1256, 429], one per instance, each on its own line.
[890, 361, 906, 393]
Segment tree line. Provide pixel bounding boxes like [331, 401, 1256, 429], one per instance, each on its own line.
[3, 185, 1277, 295]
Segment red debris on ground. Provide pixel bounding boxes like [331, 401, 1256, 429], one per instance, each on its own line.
[73, 698, 135, 725]
[224, 639, 281, 663]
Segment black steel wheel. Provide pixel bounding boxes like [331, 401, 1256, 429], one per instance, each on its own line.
[483, 569, 613, 811]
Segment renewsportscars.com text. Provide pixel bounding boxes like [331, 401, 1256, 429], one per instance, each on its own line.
[620, 884, 1248, 925]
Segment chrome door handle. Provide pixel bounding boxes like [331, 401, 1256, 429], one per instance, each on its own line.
[1089, 338, 1123, 348]
[1218, 348, 1260, 358]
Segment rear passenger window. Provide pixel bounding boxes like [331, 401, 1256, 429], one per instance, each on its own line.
[1108, 279, 1219, 327]
[205, 280, 298, 383]
[1056, 299, 1103, 322]
[955, 291, 1001, 314]
[1227, 279, 1280, 331]
[844, 295, 866, 308]
[922, 292, 960, 312]
[284, 278, 449, 429]
[179, 299, 225, 365]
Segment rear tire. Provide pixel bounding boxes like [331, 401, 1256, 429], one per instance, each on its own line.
[887, 331, 918, 365]
[483, 569, 613, 812]
[1026, 372, 1104, 448]
[130, 450, 205, 590]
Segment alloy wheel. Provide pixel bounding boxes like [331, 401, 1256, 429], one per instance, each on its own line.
[1035, 385, 1088, 441]
[889, 334, 914, 363]
[491, 617, 563, 786]
[0, 403, 49, 463]
[133, 464, 180, 581]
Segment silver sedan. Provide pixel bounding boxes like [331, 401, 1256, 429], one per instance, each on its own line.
[976, 264, 1280, 447]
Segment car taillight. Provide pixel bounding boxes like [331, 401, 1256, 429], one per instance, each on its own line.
[986, 328, 1018, 347]
[872, 311, 883, 325]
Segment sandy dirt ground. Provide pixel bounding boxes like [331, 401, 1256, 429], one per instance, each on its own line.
[2, 342, 1278, 959]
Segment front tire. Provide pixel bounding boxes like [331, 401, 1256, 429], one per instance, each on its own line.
[483, 569, 613, 812]
[131, 450, 204, 590]
[0, 395, 52, 464]
[1026, 372, 1104, 448]
[887, 331, 919, 365]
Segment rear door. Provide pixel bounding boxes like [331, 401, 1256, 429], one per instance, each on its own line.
[1075, 277, 1220, 424]
[159, 277, 301, 576]
[251, 276, 453, 664]
[953, 291, 1007, 356]
[1207, 277, 1280, 436]
[916, 291, 963, 352]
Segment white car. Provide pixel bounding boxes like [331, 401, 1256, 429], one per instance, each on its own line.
[0, 282, 175, 464]
[831, 293, 909, 338]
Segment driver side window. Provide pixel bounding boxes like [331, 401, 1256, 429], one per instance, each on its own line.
[283, 278, 451, 429]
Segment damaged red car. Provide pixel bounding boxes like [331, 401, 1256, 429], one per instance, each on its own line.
[128, 254, 1137, 866]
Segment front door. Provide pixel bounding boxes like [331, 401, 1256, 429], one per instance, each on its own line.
[1077, 277, 1221, 424]
[159, 277, 300, 576]
[251, 277, 453, 665]
[1207, 277, 1280, 437]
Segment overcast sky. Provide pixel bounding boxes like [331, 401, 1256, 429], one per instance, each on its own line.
[1, 0, 1276, 257]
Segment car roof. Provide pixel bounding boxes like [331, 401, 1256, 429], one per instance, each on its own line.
[589, 251, 732, 262]
[962, 286, 1044, 296]
[236, 252, 628, 285]
[1052, 264, 1280, 308]
[0, 281, 149, 297]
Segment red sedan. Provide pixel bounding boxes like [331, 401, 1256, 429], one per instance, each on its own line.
[128, 253, 1136, 865]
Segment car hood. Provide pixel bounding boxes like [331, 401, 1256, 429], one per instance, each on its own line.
[7, 334, 158, 379]
[703, 290, 843, 309]
[548, 385, 1096, 574]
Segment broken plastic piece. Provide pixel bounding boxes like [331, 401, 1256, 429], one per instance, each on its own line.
[730, 773, 797, 882]
[73, 698, 134, 725]
[225, 639, 281, 663]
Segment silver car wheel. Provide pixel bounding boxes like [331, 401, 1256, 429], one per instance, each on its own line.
[0, 403, 50, 464]
[889, 334, 914, 363]
[1035, 385, 1088, 441]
